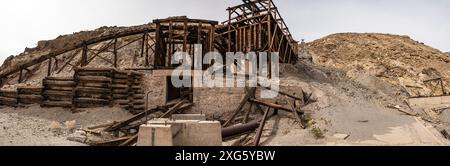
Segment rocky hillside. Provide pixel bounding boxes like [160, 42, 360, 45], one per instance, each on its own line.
[0, 23, 154, 75]
[306, 33, 450, 97]
[0, 24, 155, 89]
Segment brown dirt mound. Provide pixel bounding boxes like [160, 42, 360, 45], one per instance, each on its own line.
[307, 33, 450, 97]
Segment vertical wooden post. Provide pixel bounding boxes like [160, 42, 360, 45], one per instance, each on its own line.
[113, 38, 118, 68]
[81, 44, 88, 67]
[145, 36, 150, 67]
[47, 58, 52, 77]
[168, 21, 173, 67]
[154, 23, 161, 68]
[183, 21, 188, 52]
[235, 27, 239, 52]
[198, 23, 202, 44]
[210, 25, 215, 52]
[228, 10, 232, 52]
[258, 17, 262, 49]
[18, 69, 23, 83]
[283, 42, 289, 62]
[267, 1, 272, 78]
[140, 32, 146, 58]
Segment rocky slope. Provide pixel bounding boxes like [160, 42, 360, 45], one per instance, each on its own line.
[0, 24, 154, 88]
[0, 24, 154, 76]
[306, 33, 450, 97]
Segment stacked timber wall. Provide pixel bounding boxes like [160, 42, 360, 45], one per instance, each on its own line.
[0, 87, 43, 107]
[74, 68, 114, 109]
[112, 70, 145, 114]
[1, 68, 145, 114]
[17, 87, 43, 105]
[0, 90, 18, 107]
[42, 77, 75, 108]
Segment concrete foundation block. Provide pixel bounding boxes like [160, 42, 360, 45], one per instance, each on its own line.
[137, 124, 173, 146]
[172, 114, 207, 121]
[180, 121, 222, 146]
[144, 119, 222, 146]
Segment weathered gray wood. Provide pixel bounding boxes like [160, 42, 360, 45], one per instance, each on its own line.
[76, 92, 112, 100]
[77, 71, 113, 77]
[75, 98, 110, 105]
[0, 96, 17, 103]
[17, 87, 42, 95]
[76, 87, 111, 94]
[223, 87, 256, 127]
[18, 95, 43, 104]
[78, 76, 112, 83]
[41, 101, 72, 108]
[113, 94, 128, 99]
[0, 90, 18, 98]
[43, 80, 76, 87]
[45, 77, 74, 81]
[45, 86, 74, 91]
[112, 84, 129, 89]
[78, 82, 111, 88]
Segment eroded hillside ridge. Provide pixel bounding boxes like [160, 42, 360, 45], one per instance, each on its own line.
[307, 33, 450, 97]
[0, 24, 154, 73]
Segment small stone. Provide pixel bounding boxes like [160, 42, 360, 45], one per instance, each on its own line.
[118, 131, 126, 137]
[129, 129, 138, 134]
[333, 133, 350, 140]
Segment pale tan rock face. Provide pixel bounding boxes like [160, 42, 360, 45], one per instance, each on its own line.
[307, 33, 450, 97]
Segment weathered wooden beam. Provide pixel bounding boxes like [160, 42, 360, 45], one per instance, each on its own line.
[223, 87, 256, 127]
[160, 100, 188, 118]
[254, 107, 270, 146]
[248, 98, 293, 112]
[90, 136, 133, 146]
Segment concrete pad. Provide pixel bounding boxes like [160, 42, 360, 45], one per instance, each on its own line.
[172, 114, 206, 121]
[144, 119, 222, 146]
[137, 124, 173, 146]
[179, 121, 222, 146]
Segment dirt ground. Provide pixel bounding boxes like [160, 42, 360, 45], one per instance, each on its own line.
[0, 105, 133, 146]
[225, 63, 449, 146]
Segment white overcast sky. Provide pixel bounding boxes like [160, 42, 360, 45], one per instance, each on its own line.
[1, 0, 449, 64]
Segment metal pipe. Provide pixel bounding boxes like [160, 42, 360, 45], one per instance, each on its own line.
[222, 120, 259, 139]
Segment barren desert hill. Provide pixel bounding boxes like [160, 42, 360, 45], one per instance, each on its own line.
[306, 33, 450, 97]
[0, 23, 154, 75]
